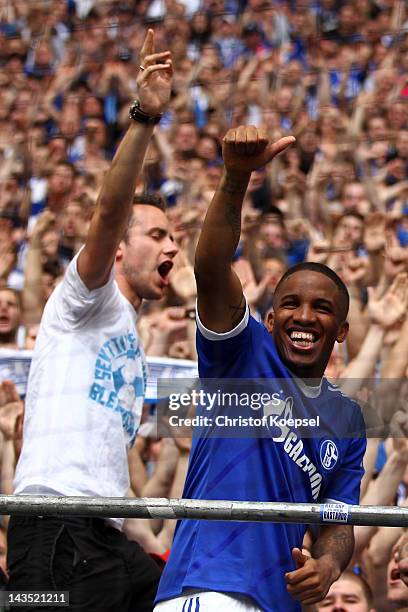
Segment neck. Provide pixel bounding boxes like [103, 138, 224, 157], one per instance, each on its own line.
[287, 362, 325, 382]
[116, 273, 142, 312]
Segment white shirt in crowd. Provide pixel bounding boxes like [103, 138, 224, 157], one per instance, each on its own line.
[14, 251, 146, 528]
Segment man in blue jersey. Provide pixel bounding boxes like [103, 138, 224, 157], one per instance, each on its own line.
[155, 126, 366, 611]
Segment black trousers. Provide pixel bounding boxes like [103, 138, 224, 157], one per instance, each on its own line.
[7, 515, 161, 611]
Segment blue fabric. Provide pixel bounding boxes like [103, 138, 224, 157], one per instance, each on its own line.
[397, 225, 408, 247]
[374, 441, 387, 473]
[287, 239, 309, 266]
[104, 93, 118, 124]
[31, 198, 46, 217]
[157, 316, 366, 611]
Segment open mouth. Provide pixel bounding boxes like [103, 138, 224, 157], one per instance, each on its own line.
[0, 316, 10, 326]
[286, 329, 319, 350]
[391, 568, 401, 582]
[389, 567, 406, 587]
[157, 261, 173, 282]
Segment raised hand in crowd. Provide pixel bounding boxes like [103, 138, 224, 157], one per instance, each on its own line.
[340, 273, 408, 399]
[0, 380, 24, 513]
[136, 32, 173, 118]
[23, 210, 57, 323]
[338, 253, 370, 287]
[364, 212, 387, 254]
[29, 210, 56, 249]
[367, 273, 408, 330]
[384, 232, 408, 279]
[141, 307, 187, 358]
[0, 380, 23, 443]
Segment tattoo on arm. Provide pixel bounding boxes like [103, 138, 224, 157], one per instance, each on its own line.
[221, 174, 248, 241]
[313, 525, 354, 571]
[225, 203, 241, 241]
[229, 294, 246, 325]
[221, 174, 249, 195]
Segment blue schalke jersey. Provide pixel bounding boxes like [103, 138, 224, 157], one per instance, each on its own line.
[156, 312, 366, 612]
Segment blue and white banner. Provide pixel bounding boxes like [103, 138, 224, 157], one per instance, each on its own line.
[0, 349, 198, 402]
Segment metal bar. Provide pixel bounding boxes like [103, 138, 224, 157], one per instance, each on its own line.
[0, 495, 408, 527]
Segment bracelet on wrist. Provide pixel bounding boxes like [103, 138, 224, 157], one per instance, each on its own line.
[129, 100, 162, 126]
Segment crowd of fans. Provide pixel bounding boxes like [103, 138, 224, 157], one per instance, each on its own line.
[0, 0, 407, 608]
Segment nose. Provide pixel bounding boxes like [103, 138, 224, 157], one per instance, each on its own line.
[164, 236, 178, 260]
[292, 303, 316, 325]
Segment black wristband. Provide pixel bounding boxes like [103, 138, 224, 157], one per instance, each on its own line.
[129, 100, 162, 125]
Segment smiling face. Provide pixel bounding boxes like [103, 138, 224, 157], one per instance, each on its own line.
[267, 271, 349, 379]
[116, 205, 178, 308]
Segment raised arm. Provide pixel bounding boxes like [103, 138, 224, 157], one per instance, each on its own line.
[77, 30, 172, 290]
[194, 126, 295, 332]
[23, 211, 56, 324]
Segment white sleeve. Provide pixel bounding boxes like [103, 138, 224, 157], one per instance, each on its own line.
[51, 248, 116, 330]
[196, 301, 250, 341]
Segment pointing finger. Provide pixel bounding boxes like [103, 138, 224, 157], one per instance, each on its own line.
[140, 28, 154, 60]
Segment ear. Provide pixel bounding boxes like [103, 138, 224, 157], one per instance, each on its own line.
[116, 241, 124, 263]
[266, 309, 274, 333]
[336, 320, 349, 344]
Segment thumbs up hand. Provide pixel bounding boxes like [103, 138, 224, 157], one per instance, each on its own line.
[284, 548, 339, 605]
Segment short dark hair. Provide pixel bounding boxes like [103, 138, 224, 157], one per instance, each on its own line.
[123, 193, 167, 242]
[336, 211, 365, 226]
[260, 208, 285, 227]
[273, 262, 350, 321]
[133, 193, 166, 212]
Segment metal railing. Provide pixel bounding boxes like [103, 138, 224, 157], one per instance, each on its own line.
[0, 495, 407, 527]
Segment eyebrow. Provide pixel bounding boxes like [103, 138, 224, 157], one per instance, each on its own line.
[148, 227, 167, 237]
[279, 293, 298, 301]
[279, 294, 335, 307]
[314, 297, 335, 308]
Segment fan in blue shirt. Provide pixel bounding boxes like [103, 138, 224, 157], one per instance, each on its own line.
[155, 126, 366, 612]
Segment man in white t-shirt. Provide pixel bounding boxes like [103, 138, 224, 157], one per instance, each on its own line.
[7, 30, 177, 612]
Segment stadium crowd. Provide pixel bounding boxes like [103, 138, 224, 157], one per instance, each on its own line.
[0, 0, 408, 609]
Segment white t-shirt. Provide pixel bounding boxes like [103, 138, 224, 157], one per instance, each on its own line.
[14, 252, 147, 526]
